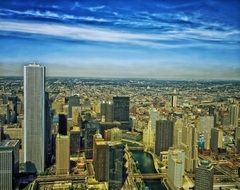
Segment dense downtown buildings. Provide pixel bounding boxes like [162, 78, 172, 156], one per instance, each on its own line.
[0, 64, 240, 190]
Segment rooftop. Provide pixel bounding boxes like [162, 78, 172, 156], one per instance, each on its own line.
[0, 139, 19, 147]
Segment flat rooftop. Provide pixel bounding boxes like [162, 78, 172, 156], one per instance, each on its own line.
[0, 139, 19, 147]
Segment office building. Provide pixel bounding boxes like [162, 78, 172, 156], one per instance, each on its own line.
[84, 121, 99, 159]
[0, 140, 19, 174]
[56, 134, 70, 175]
[181, 124, 198, 173]
[173, 118, 183, 148]
[0, 140, 20, 190]
[108, 142, 124, 190]
[195, 160, 214, 190]
[210, 128, 223, 153]
[68, 95, 80, 118]
[167, 148, 185, 189]
[155, 118, 174, 156]
[0, 150, 13, 190]
[171, 95, 177, 108]
[198, 116, 214, 150]
[113, 97, 130, 130]
[101, 101, 113, 122]
[93, 141, 124, 190]
[72, 106, 81, 126]
[235, 127, 240, 145]
[58, 114, 67, 135]
[0, 125, 3, 141]
[24, 64, 46, 173]
[93, 140, 109, 182]
[104, 127, 122, 141]
[149, 108, 159, 133]
[70, 127, 80, 155]
[230, 104, 239, 127]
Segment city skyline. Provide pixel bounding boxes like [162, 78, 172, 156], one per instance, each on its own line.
[0, 0, 240, 79]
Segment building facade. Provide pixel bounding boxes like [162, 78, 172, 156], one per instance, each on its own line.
[24, 64, 46, 173]
[195, 160, 214, 190]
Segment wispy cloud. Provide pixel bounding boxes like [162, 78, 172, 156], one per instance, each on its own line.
[88, 5, 105, 12]
[0, 9, 109, 23]
[0, 19, 239, 49]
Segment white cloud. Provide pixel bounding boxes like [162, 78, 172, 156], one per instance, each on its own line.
[0, 19, 239, 49]
[88, 5, 105, 12]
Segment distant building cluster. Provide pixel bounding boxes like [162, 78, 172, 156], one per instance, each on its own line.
[0, 64, 240, 190]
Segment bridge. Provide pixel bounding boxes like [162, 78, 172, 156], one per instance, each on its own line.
[128, 146, 144, 151]
[132, 173, 166, 179]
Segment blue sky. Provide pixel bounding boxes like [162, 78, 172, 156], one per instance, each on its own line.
[0, 0, 239, 79]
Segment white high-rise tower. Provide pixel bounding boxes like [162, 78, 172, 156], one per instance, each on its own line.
[24, 64, 46, 173]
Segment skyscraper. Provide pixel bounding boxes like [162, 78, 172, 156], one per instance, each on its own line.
[68, 95, 80, 118]
[101, 101, 113, 122]
[56, 134, 70, 175]
[173, 118, 183, 148]
[113, 97, 130, 130]
[0, 140, 19, 190]
[181, 124, 198, 173]
[93, 139, 109, 182]
[58, 114, 67, 135]
[230, 104, 239, 128]
[195, 160, 214, 190]
[167, 148, 185, 189]
[210, 128, 223, 153]
[24, 64, 46, 173]
[84, 121, 99, 159]
[198, 116, 214, 150]
[155, 118, 174, 156]
[108, 142, 124, 190]
[93, 140, 124, 190]
[0, 150, 13, 190]
[70, 127, 81, 155]
[171, 95, 177, 108]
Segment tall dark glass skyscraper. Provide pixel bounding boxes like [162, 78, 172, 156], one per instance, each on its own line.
[113, 97, 130, 130]
[24, 64, 46, 173]
[58, 114, 67, 135]
[155, 118, 174, 156]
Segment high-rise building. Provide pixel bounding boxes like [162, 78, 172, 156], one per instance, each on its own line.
[235, 127, 240, 145]
[84, 121, 99, 159]
[72, 106, 81, 126]
[0, 140, 19, 190]
[113, 97, 130, 130]
[68, 95, 80, 118]
[181, 124, 198, 173]
[101, 101, 113, 122]
[0, 150, 13, 190]
[195, 160, 214, 190]
[230, 104, 239, 128]
[210, 128, 223, 153]
[155, 118, 174, 156]
[93, 140, 124, 190]
[173, 118, 183, 148]
[58, 114, 67, 135]
[0, 125, 3, 142]
[108, 142, 124, 190]
[24, 64, 46, 173]
[198, 116, 214, 150]
[93, 139, 109, 182]
[149, 108, 159, 133]
[56, 134, 70, 175]
[70, 127, 80, 155]
[171, 95, 177, 108]
[167, 148, 185, 189]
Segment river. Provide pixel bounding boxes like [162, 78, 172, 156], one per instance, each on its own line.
[131, 150, 167, 190]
